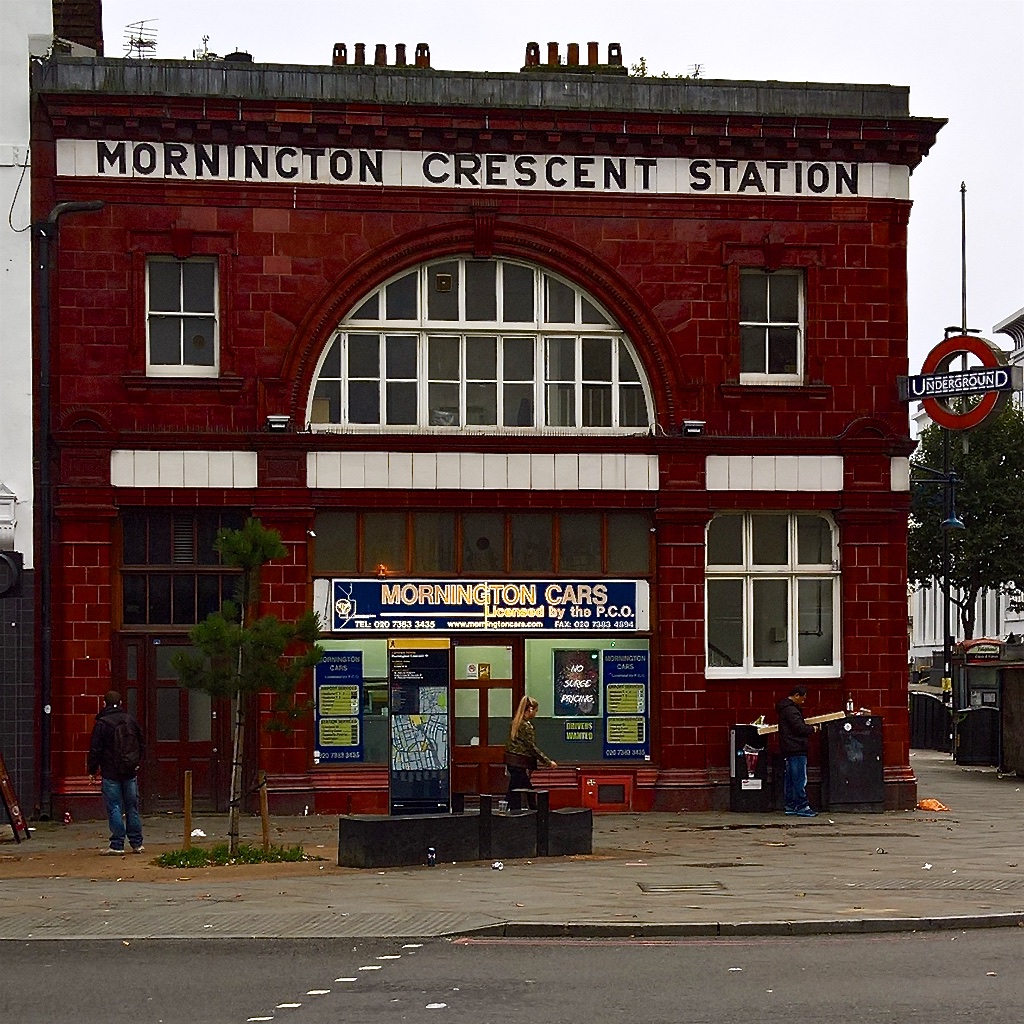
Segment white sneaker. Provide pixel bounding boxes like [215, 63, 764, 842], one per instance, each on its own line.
[100, 846, 123, 856]
[130, 845, 145, 854]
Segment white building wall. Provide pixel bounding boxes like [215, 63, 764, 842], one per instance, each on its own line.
[0, 1, 52, 565]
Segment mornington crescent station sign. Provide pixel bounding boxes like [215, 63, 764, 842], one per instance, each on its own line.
[55, 140, 911, 198]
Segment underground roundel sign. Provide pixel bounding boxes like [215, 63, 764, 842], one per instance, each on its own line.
[911, 334, 1014, 431]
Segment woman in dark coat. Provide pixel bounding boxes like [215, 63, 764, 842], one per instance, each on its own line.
[504, 696, 557, 798]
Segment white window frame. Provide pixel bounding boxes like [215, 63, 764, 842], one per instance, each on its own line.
[306, 258, 653, 433]
[705, 512, 841, 678]
[738, 268, 804, 386]
[146, 256, 219, 378]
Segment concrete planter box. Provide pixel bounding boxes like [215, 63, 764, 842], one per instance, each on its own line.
[547, 807, 593, 856]
[337, 811, 480, 868]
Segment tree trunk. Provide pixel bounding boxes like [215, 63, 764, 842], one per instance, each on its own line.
[228, 689, 245, 857]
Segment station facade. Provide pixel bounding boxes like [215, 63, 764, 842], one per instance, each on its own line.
[32, 45, 942, 816]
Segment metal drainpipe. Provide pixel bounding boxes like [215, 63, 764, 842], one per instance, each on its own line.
[33, 200, 104, 818]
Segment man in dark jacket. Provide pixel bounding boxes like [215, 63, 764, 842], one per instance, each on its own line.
[776, 685, 817, 818]
[87, 690, 146, 855]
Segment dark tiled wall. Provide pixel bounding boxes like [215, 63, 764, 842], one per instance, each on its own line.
[0, 569, 36, 814]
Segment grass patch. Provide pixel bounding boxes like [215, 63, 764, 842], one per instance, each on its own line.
[155, 843, 318, 868]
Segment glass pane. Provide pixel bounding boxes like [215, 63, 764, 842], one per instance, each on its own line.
[148, 261, 180, 312]
[188, 688, 212, 742]
[122, 512, 146, 564]
[364, 512, 407, 573]
[149, 317, 181, 365]
[510, 513, 553, 572]
[320, 336, 341, 378]
[546, 383, 575, 427]
[558, 512, 601, 572]
[740, 326, 765, 373]
[148, 512, 172, 564]
[348, 380, 380, 424]
[172, 574, 196, 624]
[545, 276, 576, 322]
[752, 516, 788, 565]
[487, 686, 514, 746]
[619, 343, 641, 383]
[312, 382, 338, 424]
[546, 337, 575, 381]
[582, 384, 612, 427]
[196, 514, 220, 566]
[465, 261, 497, 321]
[466, 382, 497, 425]
[752, 578, 789, 666]
[156, 687, 180, 741]
[619, 385, 649, 428]
[767, 327, 799, 374]
[182, 317, 215, 366]
[739, 271, 767, 322]
[122, 575, 145, 624]
[385, 272, 418, 319]
[707, 578, 744, 667]
[797, 515, 833, 566]
[350, 293, 379, 320]
[386, 335, 417, 379]
[504, 384, 534, 427]
[582, 337, 612, 380]
[466, 336, 496, 379]
[456, 645, 514, 679]
[454, 688, 480, 746]
[412, 512, 455, 573]
[427, 261, 459, 321]
[148, 574, 171, 623]
[428, 335, 460, 380]
[182, 260, 215, 313]
[581, 296, 610, 324]
[462, 512, 504, 573]
[503, 336, 534, 381]
[502, 263, 534, 322]
[385, 381, 417, 425]
[126, 645, 138, 682]
[348, 334, 380, 378]
[607, 513, 651, 574]
[770, 273, 800, 322]
[196, 574, 221, 618]
[314, 512, 358, 573]
[707, 515, 743, 565]
[428, 383, 460, 426]
[798, 578, 834, 667]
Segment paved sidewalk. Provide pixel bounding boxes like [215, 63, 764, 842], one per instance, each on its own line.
[2, 750, 1023, 940]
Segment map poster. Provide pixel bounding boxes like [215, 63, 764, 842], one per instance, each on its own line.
[553, 649, 600, 717]
[603, 650, 651, 759]
[313, 651, 364, 764]
[388, 639, 451, 815]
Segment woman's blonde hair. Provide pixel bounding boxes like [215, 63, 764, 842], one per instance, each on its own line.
[509, 695, 539, 742]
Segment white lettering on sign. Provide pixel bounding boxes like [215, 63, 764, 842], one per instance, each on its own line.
[55, 141, 910, 198]
[908, 368, 1011, 398]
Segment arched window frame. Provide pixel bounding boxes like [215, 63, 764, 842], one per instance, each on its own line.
[306, 257, 654, 433]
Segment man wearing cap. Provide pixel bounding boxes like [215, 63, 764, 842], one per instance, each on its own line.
[776, 685, 818, 818]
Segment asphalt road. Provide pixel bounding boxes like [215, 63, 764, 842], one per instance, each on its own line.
[5, 931, 1021, 1023]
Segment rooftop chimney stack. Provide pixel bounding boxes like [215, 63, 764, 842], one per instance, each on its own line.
[521, 41, 626, 75]
[525, 41, 540, 67]
[567, 43, 579, 66]
[332, 43, 347, 66]
[354, 42, 366, 65]
[587, 41, 598, 65]
[395, 43, 407, 66]
[547, 41, 560, 66]
[374, 43, 387, 66]
[415, 43, 431, 68]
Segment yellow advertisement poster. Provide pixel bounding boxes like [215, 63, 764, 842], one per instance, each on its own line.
[605, 716, 646, 744]
[319, 717, 360, 748]
[606, 683, 646, 715]
[318, 685, 360, 717]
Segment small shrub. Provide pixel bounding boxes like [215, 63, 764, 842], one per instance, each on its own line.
[155, 843, 318, 868]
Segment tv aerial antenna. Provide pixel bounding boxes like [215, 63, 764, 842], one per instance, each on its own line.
[124, 20, 158, 59]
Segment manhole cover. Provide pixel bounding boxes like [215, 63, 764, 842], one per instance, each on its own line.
[637, 882, 729, 895]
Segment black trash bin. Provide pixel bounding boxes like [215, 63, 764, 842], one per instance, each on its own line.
[954, 707, 999, 766]
[729, 724, 771, 812]
[821, 715, 884, 812]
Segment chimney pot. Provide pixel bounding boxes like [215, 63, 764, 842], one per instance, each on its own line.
[547, 41, 559, 66]
[525, 41, 540, 67]
[415, 42, 430, 68]
[607, 43, 622, 66]
[374, 43, 387, 66]
[567, 42, 579, 66]
[395, 42, 407, 66]
[354, 42, 366, 65]
[587, 41, 598, 65]
[332, 43, 347, 66]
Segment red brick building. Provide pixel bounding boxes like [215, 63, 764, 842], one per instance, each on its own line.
[32, 43, 942, 817]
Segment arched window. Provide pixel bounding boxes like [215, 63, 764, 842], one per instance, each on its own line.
[307, 258, 652, 432]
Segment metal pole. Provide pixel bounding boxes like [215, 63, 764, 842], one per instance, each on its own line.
[942, 429, 952, 707]
[960, 182, 967, 334]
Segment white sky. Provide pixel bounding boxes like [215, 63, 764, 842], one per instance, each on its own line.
[101, 0, 1024, 371]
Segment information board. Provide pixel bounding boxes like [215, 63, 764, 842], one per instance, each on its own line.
[553, 649, 600, 717]
[603, 650, 651, 759]
[313, 651, 364, 763]
[388, 638, 451, 815]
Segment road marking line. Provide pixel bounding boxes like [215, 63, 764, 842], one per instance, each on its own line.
[306, 989, 330, 995]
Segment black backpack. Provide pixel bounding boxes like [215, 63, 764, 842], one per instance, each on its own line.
[110, 714, 142, 777]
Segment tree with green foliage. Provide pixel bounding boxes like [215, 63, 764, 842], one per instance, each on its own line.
[909, 401, 1024, 640]
[173, 518, 322, 855]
